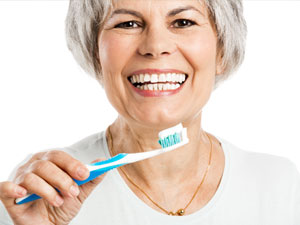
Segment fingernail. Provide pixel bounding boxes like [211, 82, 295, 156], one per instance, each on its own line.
[77, 166, 88, 178]
[15, 186, 26, 196]
[55, 195, 64, 206]
[70, 185, 80, 197]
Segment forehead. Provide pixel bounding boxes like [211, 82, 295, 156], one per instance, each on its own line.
[110, 0, 208, 17]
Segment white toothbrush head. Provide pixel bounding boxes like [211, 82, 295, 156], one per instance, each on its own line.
[158, 123, 189, 149]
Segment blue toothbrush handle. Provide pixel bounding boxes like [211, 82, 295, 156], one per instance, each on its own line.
[73, 162, 125, 185]
[16, 154, 127, 205]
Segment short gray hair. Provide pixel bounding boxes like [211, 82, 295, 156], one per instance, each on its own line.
[65, 0, 247, 88]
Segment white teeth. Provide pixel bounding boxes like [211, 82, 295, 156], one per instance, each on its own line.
[148, 84, 153, 90]
[144, 74, 151, 82]
[136, 82, 182, 91]
[159, 74, 166, 82]
[139, 74, 144, 83]
[171, 73, 176, 82]
[151, 74, 158, 83]
[176, 74, 180, 82]
[130, 72, 187, 90]
[158, 83, 163, 90]
[180, 74, 183, 83]
[166, 73, 172, 82]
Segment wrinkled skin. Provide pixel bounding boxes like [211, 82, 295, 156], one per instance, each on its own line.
[0, 150, 105, 225]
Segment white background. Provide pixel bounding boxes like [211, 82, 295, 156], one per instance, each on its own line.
[0, 1, 299, 181]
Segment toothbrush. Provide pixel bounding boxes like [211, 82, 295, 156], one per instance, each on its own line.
[16, 123, 189, 205]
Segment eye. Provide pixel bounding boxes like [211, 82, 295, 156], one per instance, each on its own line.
[114, 21, 141, 29]
[172, 19, 196, 28]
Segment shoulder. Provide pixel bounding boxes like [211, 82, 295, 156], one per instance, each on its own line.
[220, 137, 300, 188]
[62, 131, 108, 164]
[220, 137, 300, 216]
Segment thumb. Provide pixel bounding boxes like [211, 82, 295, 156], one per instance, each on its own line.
[77, 158, 107, 202]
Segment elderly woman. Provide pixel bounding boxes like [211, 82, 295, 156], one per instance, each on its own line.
[0, 0, 299, 224]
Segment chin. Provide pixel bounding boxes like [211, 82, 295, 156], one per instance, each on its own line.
[133, 110, 186, 130]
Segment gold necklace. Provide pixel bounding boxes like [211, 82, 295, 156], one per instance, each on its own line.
[107, 126, 213, 216]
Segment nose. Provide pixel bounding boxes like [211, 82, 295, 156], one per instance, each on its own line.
[137, 26, 177, 58]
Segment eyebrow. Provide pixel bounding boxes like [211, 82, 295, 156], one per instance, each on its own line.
[110, 9, 143, 19]
[110, 5, 204, 19]
[167, 6, 204, 17]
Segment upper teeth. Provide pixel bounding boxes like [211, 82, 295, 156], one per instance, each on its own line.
[129, 73, 186, 84]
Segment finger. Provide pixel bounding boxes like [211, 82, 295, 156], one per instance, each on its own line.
[0, 181, 27, 208]
[13, 152, 47, 180]
[29, 160, 80, 198]
[88, 158, 107, 184]
[18, 173, 64, 207]
[42, 150, 89, 181]
[77, 158, 107, 203]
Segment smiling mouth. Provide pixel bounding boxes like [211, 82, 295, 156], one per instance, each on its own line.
[127, 73, 188, 91]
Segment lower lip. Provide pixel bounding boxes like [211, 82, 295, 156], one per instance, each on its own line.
[130, 82, 186, 97]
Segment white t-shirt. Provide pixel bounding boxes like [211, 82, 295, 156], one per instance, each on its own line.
[1, 131, 300, 225]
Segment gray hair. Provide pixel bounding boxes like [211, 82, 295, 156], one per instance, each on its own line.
[65, 0, 247, 88]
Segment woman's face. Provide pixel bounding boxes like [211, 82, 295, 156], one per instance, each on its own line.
[98, 0, 222, 128]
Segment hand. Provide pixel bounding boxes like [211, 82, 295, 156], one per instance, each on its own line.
[0, 150, 106, 225]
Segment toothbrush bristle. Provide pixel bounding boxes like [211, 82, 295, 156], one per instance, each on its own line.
[157, 123, 188, 149]
[158, 132, 181, 148]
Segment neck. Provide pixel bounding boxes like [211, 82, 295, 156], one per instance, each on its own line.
[107, 115, 212, 186]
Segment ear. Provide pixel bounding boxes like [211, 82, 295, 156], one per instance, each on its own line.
[95, 31, 102, 66]
[95, 40, 101, 65]
[94, 41, 103, 79]
[216, 49, 225, 76]
[93, 55, 103, 84]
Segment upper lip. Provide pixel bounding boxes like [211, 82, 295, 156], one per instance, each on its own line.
[128, 68, 187, 77]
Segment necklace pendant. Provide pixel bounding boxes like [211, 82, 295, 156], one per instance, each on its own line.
[168, 209, 185, 216]
[168, 211, 176, 216]
[177, 209, 185, 216]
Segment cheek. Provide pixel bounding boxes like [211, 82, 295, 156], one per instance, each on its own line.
[98, 32, 141, 116]
[178, 32, 217, 112]
[98, 33, 135, 76]
[180, 32, 217, 73]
